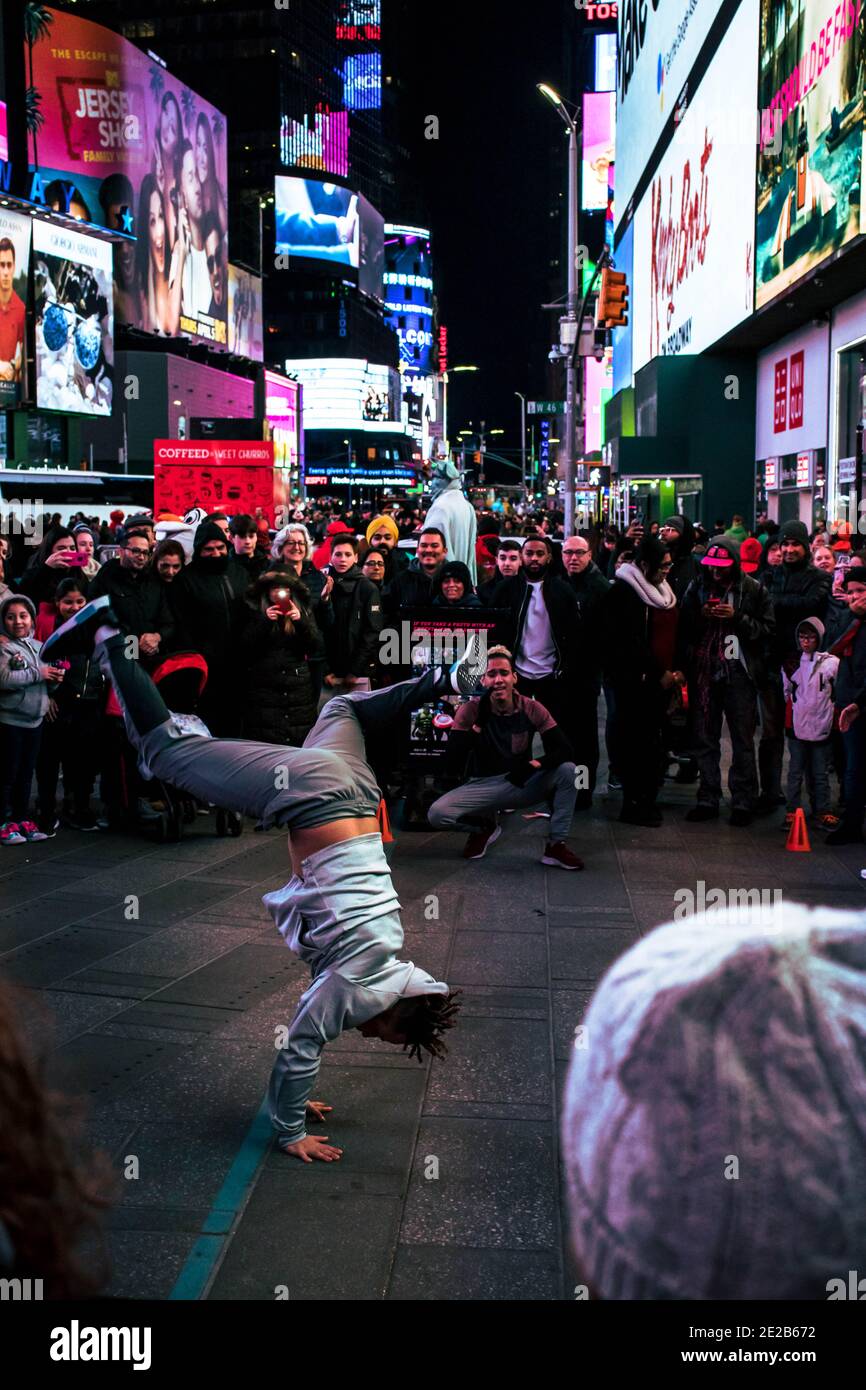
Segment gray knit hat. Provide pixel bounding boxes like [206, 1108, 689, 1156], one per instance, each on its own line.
[561, 901, 866, 1299]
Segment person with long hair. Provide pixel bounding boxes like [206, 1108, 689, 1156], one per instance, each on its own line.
[135, 174, 182, 336]
[154, 91, 183, 253]
[194, 112, 227, 237]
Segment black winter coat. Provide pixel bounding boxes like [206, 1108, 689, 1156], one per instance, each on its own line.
[167, 560, 246, 679]
[323, 567, 383, 678]
[238, 606, 320, 745]
[89, 560, 174, 645]
[764, 561, 831, 665]
[489, 572, 583, 679]
[676, 571, 775, 686]
[601, 579, 669, 693]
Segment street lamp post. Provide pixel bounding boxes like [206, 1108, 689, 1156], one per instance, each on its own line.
[538, 83, 580, 538]
[515, 391, 527, 495]
[445, 365, 480, 459]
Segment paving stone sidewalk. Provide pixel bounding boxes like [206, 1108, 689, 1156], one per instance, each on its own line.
[2, 775, 864, 1301]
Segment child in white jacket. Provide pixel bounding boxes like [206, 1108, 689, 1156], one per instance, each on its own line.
[782, 618, 839, 830]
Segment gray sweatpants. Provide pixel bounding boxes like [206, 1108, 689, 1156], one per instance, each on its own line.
[429, 762, 578, 842]
[97, 633, 442, 832]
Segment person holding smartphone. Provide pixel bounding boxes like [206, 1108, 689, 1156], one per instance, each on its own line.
[238, 570, 322, 747]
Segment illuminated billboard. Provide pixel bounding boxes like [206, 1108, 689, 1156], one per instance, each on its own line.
[594, 34, 617, 92]
[384, 226, 436, 380]
[582, 91, 615, 212]
[756, 0, 863, 309]
[275, 177, 383, 296]
[343, 52, 382, 110]
[27, 7, 229, 349]
[279, 108, 349, 177]
[358, 195, 384, 299]
[0, 210, 32, 406]
[336, 1, 381, 41]
[275, 177, 359, 268]
[228, 265, 263, 361]
[264, 370, 302, 480]
[617, 0, 719, 228]
[284, 357, 403, 433]
[632, 0, 757, 371]
[33, 220, 113, 416]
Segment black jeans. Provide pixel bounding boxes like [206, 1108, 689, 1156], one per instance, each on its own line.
[609, 681, 665, 810]
[841, 721, 866, 834]
[0, 722, 42, 822]
[36, 702, 101, 814]
[693, 664, 759, 811]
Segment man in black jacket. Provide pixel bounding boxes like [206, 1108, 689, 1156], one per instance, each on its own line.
[167, 521, 247, 734]
[758, 519, 831, 811]
[562, 535, 610, 806]
[658, 515, 701, 782]
[428, 646, 583, 869]
[384, 527, 447, 615]
[677, 537, 775, 826]
[321, 535, 383, 695]
[489, 536, 582, 766]
[89, 527, 174, 663]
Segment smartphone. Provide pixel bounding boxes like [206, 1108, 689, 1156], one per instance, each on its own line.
[274, 589, 293, 614]
[64, 552, 88, 566]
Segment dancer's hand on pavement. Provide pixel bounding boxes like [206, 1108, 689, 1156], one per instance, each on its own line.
[282, 1135, 343, 1163]
[305, 1100, 333, 1124]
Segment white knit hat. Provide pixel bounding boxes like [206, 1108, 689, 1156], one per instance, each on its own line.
[561, 901, 866, 1299]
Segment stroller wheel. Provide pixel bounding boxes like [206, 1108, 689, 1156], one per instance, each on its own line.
[227, 811, 243, 838]
[215, 809, 228, 837]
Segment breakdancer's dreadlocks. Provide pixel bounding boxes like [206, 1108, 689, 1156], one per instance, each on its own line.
[394, 990, 464, 1062]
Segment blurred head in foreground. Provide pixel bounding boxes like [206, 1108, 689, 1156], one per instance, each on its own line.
[562, 902, 866, 1299]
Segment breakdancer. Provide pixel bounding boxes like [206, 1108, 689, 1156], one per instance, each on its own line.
[43, 597, 469, 1164]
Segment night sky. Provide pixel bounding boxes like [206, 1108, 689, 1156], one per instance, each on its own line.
[398, 0, 566, 455]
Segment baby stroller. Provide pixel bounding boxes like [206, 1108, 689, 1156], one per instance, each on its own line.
[104, 651, 243, 843]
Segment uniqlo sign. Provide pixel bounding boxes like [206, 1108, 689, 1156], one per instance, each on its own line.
[773, 359, 788, 433]
[788, 350, 804, 429]
[773, 351, 805, 433]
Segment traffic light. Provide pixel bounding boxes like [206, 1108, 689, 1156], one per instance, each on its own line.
[473, 451, 482, 464]
[596, 268, 629, 329]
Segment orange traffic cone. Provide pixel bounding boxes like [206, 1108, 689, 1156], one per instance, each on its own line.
[786, 807, 811, 853]
[377, 797, 395, 844]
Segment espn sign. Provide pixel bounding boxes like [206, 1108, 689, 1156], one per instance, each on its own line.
[773, 349, 804, 434]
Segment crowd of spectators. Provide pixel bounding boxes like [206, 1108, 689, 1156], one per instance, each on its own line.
[1, 500, 864, 857]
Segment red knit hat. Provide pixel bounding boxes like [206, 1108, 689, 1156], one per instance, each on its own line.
[740, 538, 762, 574]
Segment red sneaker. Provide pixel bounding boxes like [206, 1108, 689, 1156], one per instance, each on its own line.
[541, 841, 584, 870]
[462, 823, 502, 860]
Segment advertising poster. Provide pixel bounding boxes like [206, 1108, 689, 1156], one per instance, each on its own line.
[617, 0, 719, 225]
[228, 265, 263, 361]
[279, 109, 349, 176]
[384, 227, 436, 382]
[582, 91, 616, 212]
[632, 0, 758, 372]
[358, 195, 385, 299]
[343, 52, 382, 110]
[275, 177, 359, 268]
[153, 440, 284, 522]
[756, 0, 863, 309]
[584, 346, 614, 453]
[336, 1, 382, 41]
[33, 220, 113, 416]
[0, 209, 32, 406]
[264, 370, 302, 479]
[28, 7, 229, 347]
[284, 357, 403, 432]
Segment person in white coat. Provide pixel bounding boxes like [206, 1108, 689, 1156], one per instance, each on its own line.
[423, 457, 478, 583]
[782, 617, 839, 831]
